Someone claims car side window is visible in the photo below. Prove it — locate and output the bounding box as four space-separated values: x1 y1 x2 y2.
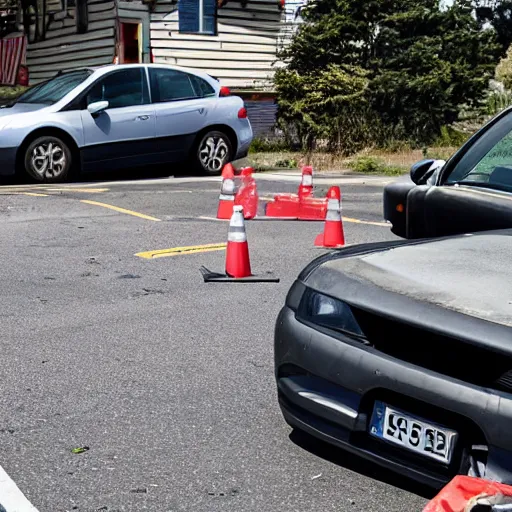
86 68 150 109
447 129 512 190
444 111 512 191
190 75 216 98
149 68 199 102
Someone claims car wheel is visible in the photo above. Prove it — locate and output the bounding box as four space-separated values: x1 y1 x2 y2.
195 130 233 175
24 135 72 183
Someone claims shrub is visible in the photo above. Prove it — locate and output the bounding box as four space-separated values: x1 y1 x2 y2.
249 137 291 153
275 158 298 168
347 156 406 176
434 126 470 147
0 85 28 102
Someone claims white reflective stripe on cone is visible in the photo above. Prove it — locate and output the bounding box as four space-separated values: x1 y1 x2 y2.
327 199 339 210
219 194 235 201
326 210 341 221
221 179 235 194
228 207 247 241
228 230 247 243
302 176 313 186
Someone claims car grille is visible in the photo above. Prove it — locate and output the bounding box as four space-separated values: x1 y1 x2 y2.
350 306 512 393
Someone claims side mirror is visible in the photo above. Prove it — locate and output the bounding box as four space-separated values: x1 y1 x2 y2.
410 158 446 185
87 100 109 116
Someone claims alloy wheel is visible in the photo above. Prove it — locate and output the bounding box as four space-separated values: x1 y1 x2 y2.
199 136 229 173
30 141 67 180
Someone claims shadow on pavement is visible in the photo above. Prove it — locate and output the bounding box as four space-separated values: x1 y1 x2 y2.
0 162 221 187
289 428 435 500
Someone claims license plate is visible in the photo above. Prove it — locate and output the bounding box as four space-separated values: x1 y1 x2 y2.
369 401 458 464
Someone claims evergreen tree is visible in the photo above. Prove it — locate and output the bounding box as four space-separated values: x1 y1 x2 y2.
276 0 502 148
371 0 500 137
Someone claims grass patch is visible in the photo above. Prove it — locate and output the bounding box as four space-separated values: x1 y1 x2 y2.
346 156 407 176
238 142 459 175
249 137 292 153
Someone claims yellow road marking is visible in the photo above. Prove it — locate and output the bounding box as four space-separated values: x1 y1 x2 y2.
135 243 227 259
0 191 49 196
44 187 109 193
343 217 389 227
80 200 161 222
0 186 108 194
0 188 37 192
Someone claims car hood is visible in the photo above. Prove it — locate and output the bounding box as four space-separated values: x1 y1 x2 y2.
304 230 512 328
0 103 48 118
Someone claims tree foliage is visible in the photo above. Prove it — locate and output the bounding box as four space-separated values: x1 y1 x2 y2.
496 44 512 89
275 0 502 152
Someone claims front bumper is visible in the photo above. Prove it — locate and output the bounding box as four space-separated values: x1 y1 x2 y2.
0 147 17 176
275 306 512 488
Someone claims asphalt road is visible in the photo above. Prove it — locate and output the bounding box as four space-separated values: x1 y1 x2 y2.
0 171 431 512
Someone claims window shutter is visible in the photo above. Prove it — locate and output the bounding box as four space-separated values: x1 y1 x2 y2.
178 0 199 33
203 0 217 35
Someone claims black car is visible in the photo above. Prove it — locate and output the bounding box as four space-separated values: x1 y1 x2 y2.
274 230 512 488
384 107 512 239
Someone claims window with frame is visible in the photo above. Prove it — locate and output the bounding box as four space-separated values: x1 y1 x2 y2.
150 68 211 102
189 74 216 98
445 116 512 191
178 0 217 35
86 68 150 109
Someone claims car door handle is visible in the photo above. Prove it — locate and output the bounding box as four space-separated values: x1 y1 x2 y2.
137 115 150 121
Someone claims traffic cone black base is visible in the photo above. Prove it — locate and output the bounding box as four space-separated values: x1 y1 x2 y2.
200 205 280 284
200 266 280 283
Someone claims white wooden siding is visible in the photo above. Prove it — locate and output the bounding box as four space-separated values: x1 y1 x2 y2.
150 0 306 91
26 0 116 84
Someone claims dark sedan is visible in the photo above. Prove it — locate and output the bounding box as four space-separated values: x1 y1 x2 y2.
384 107 512 239
274 230 512 488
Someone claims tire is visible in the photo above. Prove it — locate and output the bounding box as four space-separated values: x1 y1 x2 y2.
194 130 233 176
24 135 73 183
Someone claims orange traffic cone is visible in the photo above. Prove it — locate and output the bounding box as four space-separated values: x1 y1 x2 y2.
199 204 280 283
234 167 259 219
225 205 251 278
314 186 345 248
217 163 236 219
298 166 314 200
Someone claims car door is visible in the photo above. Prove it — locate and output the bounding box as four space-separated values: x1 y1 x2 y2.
80 66 156 171
148 67 214 163
414 112 512 238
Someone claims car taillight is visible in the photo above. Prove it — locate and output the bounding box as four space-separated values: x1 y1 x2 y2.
238 107 248 119
219 86 231 97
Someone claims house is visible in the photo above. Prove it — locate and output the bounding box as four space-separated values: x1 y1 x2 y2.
0 0 306 136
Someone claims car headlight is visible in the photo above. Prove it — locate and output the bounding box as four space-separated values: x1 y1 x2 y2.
298 288 365 338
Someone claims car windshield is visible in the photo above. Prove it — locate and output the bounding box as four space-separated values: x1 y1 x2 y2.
15 69 93 105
